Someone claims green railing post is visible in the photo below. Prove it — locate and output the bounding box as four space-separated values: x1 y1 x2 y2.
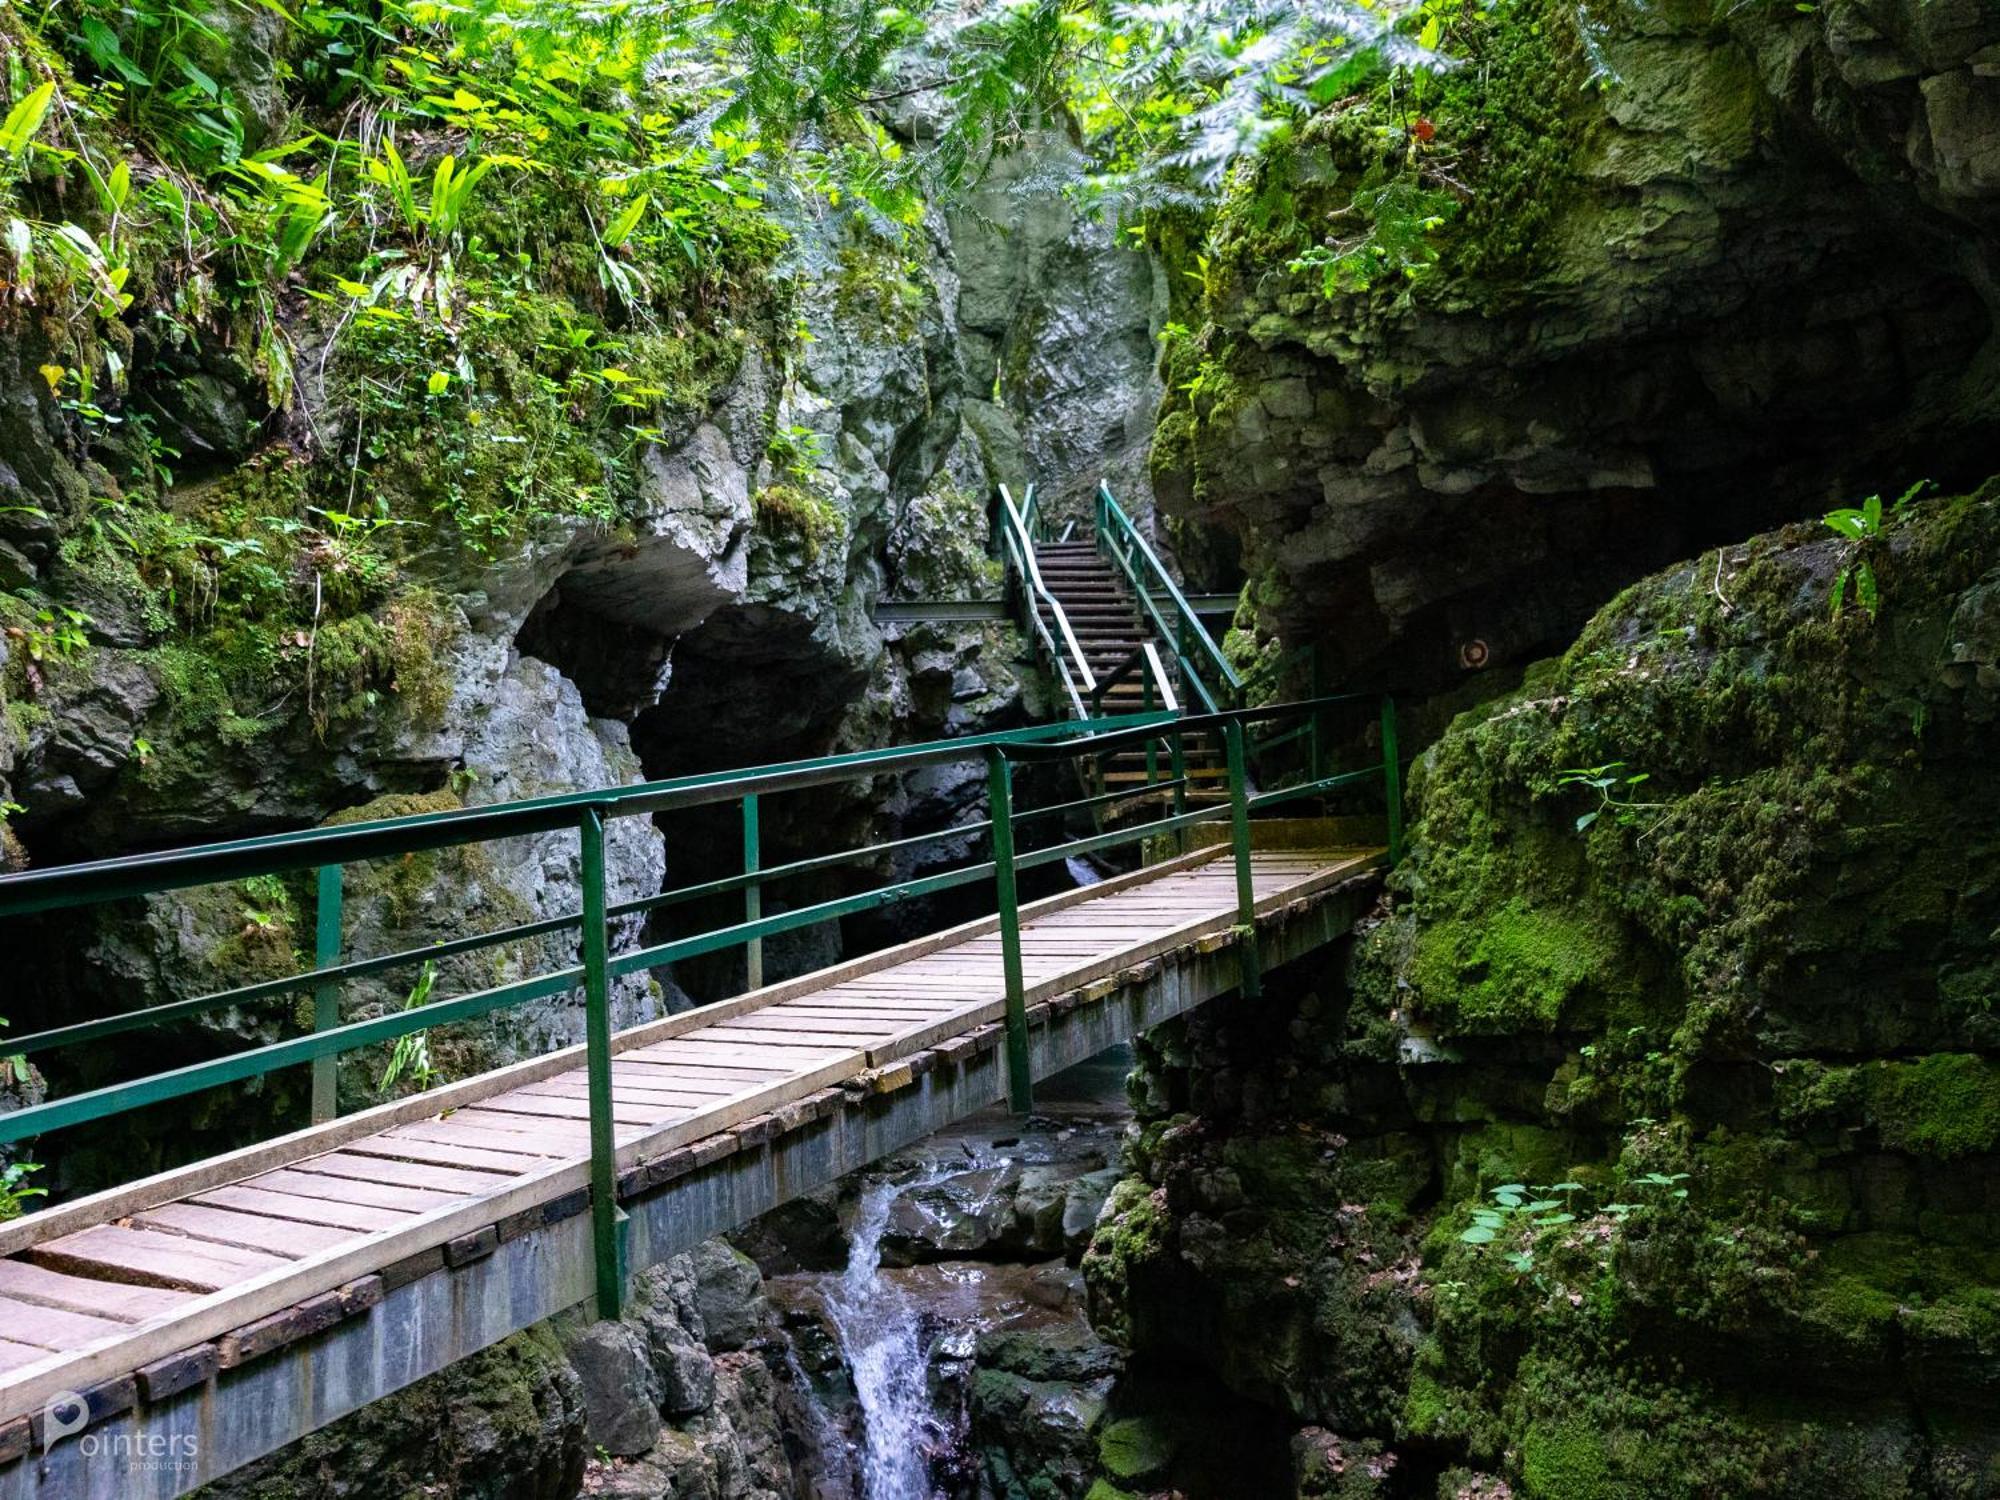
580 806 625 1319
742 793 762 991
1381 695 1404 868
1169 730 1189 856
1224 718 1261 999
987 749 1033 1114
310 865 342 1124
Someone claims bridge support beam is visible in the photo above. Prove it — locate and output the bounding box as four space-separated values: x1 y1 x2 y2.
0 870 1379 1500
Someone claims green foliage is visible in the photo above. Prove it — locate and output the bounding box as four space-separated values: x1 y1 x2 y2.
0 1157 45 1221
378 961 440 1095
1555 761 1663 834
1821 480 1929 621
752 482 842 562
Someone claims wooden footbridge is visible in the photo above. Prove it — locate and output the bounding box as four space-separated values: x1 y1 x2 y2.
0 687 1397 1497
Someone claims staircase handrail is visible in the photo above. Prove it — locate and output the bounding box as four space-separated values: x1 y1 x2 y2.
1093 482 1242 714
1087 641 1179 717
999 482 1097 716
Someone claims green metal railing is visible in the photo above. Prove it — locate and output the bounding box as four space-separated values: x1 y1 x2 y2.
1094 482 1244 715
0 695 1400 1316
998 483 1096 718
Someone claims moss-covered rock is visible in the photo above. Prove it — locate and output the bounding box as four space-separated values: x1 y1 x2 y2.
1083 487 2000 1496
1148 0 2000 711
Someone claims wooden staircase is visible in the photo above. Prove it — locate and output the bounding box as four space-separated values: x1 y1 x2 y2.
1032 542 1228 812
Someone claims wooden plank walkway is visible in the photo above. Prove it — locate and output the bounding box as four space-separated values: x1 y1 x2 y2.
0 843 1376 1428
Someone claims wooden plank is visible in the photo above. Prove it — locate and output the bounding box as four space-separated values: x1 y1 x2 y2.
514 1079 716 1110
130 1203 354 1260
0 1261 193 1323
384 1118 579 1159
340 1133 550 1176
608 1061 743 1094
699 1025 894 1050
619 1046 792 1081
777 1003 962 1021
246 1170 467 1216
414 1120 608 1152
718 1012 909 1036
0 1294 132 1351
192 1185 414 1235
291 1153 508 1196
469 1092 681 1128
638 1040 854 1070
31 1226 291 1294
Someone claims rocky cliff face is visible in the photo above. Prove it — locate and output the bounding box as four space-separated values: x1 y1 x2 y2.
0 0 1167 1170
1153 0 2000 703
1083 483 2000 1496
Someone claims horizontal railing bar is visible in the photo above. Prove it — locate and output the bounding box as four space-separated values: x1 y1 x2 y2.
624 776 1177 915
0 708 1173 918
1016 801 1234 872
3 902 586 1056
7 766 1196 1057
1250 721 1312 754
1001 695 1370 764
1248 767 1384 808
607 860 1001 979
0 966 585 1148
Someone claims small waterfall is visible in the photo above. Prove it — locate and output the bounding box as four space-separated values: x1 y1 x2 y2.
824 1173 950 1500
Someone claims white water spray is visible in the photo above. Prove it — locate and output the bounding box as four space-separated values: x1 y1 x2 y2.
823 1174 949 1500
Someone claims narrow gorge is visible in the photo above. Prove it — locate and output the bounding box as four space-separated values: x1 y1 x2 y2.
0 0 1996 1495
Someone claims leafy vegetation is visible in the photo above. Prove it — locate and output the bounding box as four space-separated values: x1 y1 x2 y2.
0 1015 42 1221
378 961 440 1095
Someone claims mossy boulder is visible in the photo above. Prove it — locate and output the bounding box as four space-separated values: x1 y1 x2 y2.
1085 487 2000 1497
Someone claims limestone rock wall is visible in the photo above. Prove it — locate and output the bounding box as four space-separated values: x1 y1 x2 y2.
1154 0 2000 702
1082 484 2000 1496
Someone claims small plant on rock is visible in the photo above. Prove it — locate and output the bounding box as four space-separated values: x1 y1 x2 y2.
1459 1181 1580 1273
1555 761 1664 834
1822 479 1931 621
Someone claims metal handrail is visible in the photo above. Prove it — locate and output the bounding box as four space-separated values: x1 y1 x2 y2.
1094 482 1242 713
998 482 1097 715
1087 641 1180 717
0 691 1401 1320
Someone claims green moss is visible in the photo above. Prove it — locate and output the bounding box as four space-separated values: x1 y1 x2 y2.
1519 1419 1621 1499
1430 0 1598 295
1868 1054 2000 1159
832 237 927 338
1408 902 1623 1033
752 483 844 563
1096 1416 1176 1484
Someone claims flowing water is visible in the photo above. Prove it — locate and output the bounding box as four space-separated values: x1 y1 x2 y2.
821 1170 959 1500
783 1047 1135 1499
